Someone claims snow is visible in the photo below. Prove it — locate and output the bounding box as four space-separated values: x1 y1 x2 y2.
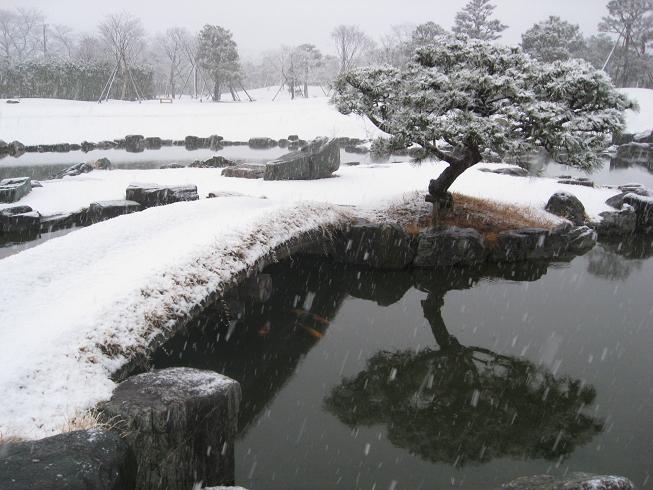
0 87 381 146
619 88 653 134
0 89 642 440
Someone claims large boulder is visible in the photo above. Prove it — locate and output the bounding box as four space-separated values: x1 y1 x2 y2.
8 141 25 157
612 142 653 166
0 177 31 203
634 128 653 144
334 222 415 270
414 227 487 268
0 205 40 233
264 137 340 181
209 135 224 151
125 135 145 153
87 200 142 224
0 140 9 154
595 205 637 236
490 228 550 262
623 193 653 232
100 368 241 490
500 473 634 490
545 192 586 225
51 162 94 179
126 183 199 208
144 137 162 150
0 429 136 490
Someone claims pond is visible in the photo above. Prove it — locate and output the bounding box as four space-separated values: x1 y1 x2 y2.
539 155 653 189
0 147 378 181
152 240 653 490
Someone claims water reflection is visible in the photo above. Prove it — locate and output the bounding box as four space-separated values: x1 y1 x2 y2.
588 237 653 281
152 257 604 470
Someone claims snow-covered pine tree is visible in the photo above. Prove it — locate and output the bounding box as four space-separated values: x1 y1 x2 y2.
521 16 586 63
332 36 634 219
452 0 507 41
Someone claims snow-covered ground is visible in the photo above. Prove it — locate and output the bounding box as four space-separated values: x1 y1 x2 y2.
0 87 648 440
0 86 381 145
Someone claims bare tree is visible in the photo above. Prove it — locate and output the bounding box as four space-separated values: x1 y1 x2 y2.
331 25 373 74
0 8 44 62
48 24 77 59
156 27 191 98
99 12 145 99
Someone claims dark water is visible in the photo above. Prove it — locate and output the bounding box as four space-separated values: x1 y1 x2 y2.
152 239 653 490
539 155 653 189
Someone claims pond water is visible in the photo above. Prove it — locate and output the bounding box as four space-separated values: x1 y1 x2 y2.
539 156 653 189
0 147 377 180
152 239 653 490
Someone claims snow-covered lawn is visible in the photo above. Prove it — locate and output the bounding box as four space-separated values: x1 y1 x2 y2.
0 87 381 146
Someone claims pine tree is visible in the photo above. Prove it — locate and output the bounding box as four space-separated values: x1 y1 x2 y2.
521 16 586 63
452 0 507 41
332 36 633 220
196 25 240 101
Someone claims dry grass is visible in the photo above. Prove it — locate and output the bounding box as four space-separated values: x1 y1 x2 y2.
0 433 24 445
387 192 555 240
59 409 126 436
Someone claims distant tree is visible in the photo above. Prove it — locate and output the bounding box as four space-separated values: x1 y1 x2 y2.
196 24 240 101
99 13 146 100
371 24 416 68
521 16 586 63
156 27 191 98
411 21 448 47
0 8 44 62
331 24 373 73
599 0 653 87
48 24 77 59
75 35 105 63
452 0 507 41
333 36 633 221
293 44 322 97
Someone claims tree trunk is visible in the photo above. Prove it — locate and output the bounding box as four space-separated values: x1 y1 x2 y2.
213 75 221 102
421 294 462 353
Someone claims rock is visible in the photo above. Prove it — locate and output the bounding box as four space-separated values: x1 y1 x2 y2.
207 191 246 199
125 135 145 153
0 429 136 490
0 206 40 233
604 185 650 210
479 166 529 177
248 137 277 149
0 177 31 203
100 368 240 490
52 143 70 152
563 225 597 254
161 139 173 147
184 135 204 150
160 163 185 169
344 161 360 166
334 137 365 147
414 227 487 268
31 180 43 188
221 165 265 179
491 228 550 262
613 142 653 166
288 134 299 142
144 137 162 150
595 205 637 236
335 222 415 270
8 141 25 157
612 131 635 145
51 162 94 179
40 212 79 232
623 193 653 232
634 128 653 144
70 144 81 151
190 156 235 168
264 137 340 180
81 141 96 152
500 472 635 490
557 176 595 187
6 99 19 104
209 135 224 151
94 157 112 169
0 140 8 154
87 200 142 224
125 183 199 208
545 192 586 225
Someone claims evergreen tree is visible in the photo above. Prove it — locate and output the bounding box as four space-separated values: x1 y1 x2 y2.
196 25 240 101
521 16 586 63
332 36 633 220
452 0 507 41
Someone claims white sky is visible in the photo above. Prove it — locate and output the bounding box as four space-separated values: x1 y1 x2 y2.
5 0 608 57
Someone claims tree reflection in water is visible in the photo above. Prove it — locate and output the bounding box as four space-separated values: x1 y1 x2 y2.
326 266 604 467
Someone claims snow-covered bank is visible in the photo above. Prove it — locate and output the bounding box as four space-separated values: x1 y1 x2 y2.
0 89 381 146
0 162 619 220
0 197 349 439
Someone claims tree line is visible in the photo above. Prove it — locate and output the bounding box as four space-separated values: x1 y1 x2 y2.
0 0 651 101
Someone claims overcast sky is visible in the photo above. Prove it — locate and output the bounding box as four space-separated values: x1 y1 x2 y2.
7 0 608 57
